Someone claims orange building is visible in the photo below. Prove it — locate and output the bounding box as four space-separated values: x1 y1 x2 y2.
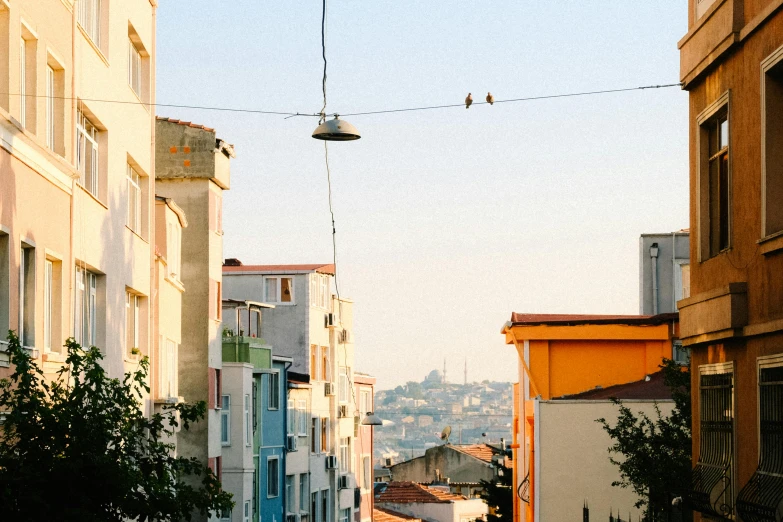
502 313 680 522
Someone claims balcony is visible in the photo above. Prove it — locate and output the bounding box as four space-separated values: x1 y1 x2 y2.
678 282 747 346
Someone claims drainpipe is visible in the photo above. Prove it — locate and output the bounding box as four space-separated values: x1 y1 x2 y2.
650 243 659 315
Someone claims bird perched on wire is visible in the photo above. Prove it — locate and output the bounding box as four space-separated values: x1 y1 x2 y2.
486 92 494 105
465 93 473 109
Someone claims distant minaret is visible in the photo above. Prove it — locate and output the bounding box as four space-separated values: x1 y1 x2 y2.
443 358 447 383
464 358 467 385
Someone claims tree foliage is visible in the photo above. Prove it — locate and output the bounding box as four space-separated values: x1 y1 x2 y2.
596 359 691 519
479 463 513 522
0 332 233 521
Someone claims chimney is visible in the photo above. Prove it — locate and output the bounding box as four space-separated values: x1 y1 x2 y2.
224 258 242 266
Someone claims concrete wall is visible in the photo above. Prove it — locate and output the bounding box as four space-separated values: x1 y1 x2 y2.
390 446 494 486
537 400 673 522
639 232 690 315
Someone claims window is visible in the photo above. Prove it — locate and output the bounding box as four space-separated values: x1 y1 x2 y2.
267 457 280 497
321 490 329 522
310 344 319 381
46 66 54 149
311 492 319 522
311 417 319 453
265 276 293 304
321 346 329 382
76 108 99 197
125 292 140 358
321 417 328 454
339 437 350 472
310 274 330 309
74 267 97 348
0 233 10 336
128 38 142 97
362 455 371 489
77 0 101 46
359 390 371 418
244 394 251 446
698 95 730 259
219 508 231 522
338 367 350 403
159 338 177 399
19 245 34 347
43 259 61 353
339 508 350 522
166 222 181 279
672 341 690 365
19 30 36 131
298 400 308 436
243 501 250 522
736 356 783 520
214 369 222 410
286 475 295 513
762 46 783 237
690 363 734 519
44 58 64 154
126 165 142 234
287 399 295 436
300 474 309 512
268 371 280 410
220 395 230 446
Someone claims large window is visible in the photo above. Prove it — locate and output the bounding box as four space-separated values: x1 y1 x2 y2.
43 259 61 353
338 367 350 403
268 371 280 410
339 508 350 522
299 474 309 513
690 363 734 519
125 292 140 358
77 0 101 47
286 475 295 513
267 457 280 497
76 108 99 197
762 46 783 238
311 492 318 522
128 38 142 97
298 400 308 436
321 490 328 522
311 417 319 453
339 437 350 472
265 276 293 304
360 389 371 418
698 94 730 259
126 165 142 234
19 30 36 131
309 273 330 309
74 267 97 348
220 395 230 446
287 399 296 436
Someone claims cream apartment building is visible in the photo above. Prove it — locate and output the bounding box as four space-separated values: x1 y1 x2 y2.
0 0 158 388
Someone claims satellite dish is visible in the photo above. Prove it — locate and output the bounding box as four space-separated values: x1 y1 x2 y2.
440 426 452 444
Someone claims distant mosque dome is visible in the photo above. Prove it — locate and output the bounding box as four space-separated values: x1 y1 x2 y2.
426 369 443 383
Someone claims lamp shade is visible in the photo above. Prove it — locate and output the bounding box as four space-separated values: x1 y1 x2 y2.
312 116 361 141
361 412 383 426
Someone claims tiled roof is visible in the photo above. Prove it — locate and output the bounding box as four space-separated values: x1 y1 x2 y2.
554 371 673 400
508 312 678 327
450 444 495 463
376 482 466 504
222 263 336 275
373 508 422 522
156 116 214 132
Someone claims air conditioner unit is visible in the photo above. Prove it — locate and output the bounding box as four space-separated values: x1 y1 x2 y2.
324 382 336 396
325 313 336 328
338 474 350 490
287 434 298 452
338 405 348 418
325 455 338 470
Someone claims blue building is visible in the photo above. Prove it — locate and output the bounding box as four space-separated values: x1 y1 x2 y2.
258 355 292 521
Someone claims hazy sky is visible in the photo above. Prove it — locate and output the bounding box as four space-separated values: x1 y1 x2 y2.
156 2 689 390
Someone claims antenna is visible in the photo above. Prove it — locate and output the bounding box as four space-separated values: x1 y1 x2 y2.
440 426 451 444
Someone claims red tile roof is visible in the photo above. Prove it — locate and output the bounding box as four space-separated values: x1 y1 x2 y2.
450 444 495 463
156 116 214 132
554 371 673 400
223 263 336 275
373 508 422 522
508 312 678 327
376 482 466 504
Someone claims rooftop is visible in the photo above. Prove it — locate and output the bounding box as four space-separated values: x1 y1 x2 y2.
156 116 214 132
223 260 336 275
373 508 422 522
553 370 673 400
507 312 679 327
450 443 495 463
375 481 466 504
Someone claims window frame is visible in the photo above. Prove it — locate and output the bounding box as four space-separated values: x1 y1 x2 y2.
697 91 731 261
268 371 280 410
128 37 142 97
220 394 231 446
264 276 294 305
77 0 101 47
46 66 55 150
125 291 140 359
286 474 296 513
74 266 97 348
761 44 783 239
298 400 308 437
339 437 350 472
311 417 319 453
267 456 280 498
126 164 142 234
76 107 100 197
299 474 309 512
19 244 35 347
338 366 349 404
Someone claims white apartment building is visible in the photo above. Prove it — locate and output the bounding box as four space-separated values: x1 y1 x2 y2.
0 0 157 386
222 262 360 522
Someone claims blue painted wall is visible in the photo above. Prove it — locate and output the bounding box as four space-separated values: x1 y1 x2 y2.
258 360 287 521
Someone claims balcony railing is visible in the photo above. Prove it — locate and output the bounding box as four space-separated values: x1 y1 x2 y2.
736 366 783 522
689 371 734 520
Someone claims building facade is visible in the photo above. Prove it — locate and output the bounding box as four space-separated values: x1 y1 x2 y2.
354 373 376 522
677 0 783 520
639 230 691 316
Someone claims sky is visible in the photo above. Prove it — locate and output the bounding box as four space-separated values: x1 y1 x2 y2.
156 1 689 390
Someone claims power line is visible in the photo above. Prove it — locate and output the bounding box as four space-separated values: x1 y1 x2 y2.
0 82 682 120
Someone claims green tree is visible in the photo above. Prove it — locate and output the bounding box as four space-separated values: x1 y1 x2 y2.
596 359 692 520
405 381 424 400
479 463 513 522
0 332 233 521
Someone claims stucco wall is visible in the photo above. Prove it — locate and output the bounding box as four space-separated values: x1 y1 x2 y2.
376 499 488 522
537 400 674 522
390 445 494 486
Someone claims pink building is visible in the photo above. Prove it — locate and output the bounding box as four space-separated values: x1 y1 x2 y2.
353 372 376 522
